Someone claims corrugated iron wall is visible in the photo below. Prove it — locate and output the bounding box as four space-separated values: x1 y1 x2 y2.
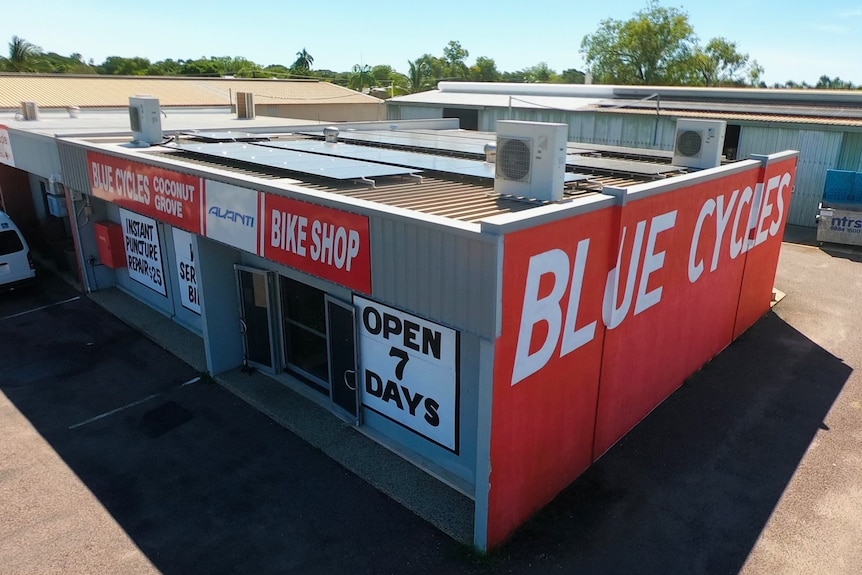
478 108 677 150
837 132 862 172
57 141 92 194
370 216 498 339
389 106 444 121
738 126 843 227
569 112 675 148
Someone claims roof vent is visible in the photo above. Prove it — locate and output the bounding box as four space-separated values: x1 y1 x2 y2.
236 92 255 119
128 96 163 146
484 142 497 163
324 126 339 143
20 101 39 121
494 121 567 202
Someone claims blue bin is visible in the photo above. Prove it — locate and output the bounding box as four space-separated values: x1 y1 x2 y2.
823 169 862 204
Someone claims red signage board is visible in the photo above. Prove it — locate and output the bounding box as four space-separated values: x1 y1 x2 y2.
87 151 203 234
594 166 766 458
734 155 798 338
487 155 798 548
488 204 618 547
262 194 372 294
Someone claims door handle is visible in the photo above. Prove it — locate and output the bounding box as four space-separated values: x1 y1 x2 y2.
239 318 247 334
344 369 356 391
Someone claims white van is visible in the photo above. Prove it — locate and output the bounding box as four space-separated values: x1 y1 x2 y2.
0 211 36 290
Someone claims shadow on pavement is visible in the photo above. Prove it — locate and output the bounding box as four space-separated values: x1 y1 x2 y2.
819 244 862 263
0 275 464 575
784 223 862 263
490 311 852 574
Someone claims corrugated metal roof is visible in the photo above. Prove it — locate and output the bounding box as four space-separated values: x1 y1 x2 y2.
596 99 862 119
0 74 380 109
146 147 645 223
392 83 862 128
390 90 604 111
590 105 862 128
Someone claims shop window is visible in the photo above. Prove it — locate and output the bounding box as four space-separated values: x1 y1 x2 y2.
281 277 329 388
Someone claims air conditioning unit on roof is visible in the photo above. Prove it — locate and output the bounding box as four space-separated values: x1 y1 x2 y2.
494 121 567 202
128 96 162 146
672 118 727 169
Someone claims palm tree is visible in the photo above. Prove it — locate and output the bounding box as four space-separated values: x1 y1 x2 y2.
2 36 43 72
406 59 429 94
349 64 373 92
292 48 314 73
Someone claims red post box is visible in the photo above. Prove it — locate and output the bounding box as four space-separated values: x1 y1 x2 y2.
94 220 127 269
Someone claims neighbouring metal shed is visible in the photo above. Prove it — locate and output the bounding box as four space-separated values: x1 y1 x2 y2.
389 82 862 227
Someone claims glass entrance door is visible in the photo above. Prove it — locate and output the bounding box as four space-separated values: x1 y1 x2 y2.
326 296 360 423
235 266 276 372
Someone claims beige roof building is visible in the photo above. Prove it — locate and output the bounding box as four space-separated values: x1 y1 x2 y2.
0 74 385 122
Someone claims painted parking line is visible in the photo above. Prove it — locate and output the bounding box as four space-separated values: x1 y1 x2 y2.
68 376 202 430
69 393 161 430
0 296 81 322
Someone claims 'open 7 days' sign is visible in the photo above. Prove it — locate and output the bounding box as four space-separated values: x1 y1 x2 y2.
354 296 460 453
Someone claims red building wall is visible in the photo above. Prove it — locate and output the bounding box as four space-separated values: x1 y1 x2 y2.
486 153 798 548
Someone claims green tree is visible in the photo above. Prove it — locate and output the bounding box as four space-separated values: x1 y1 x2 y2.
178 57 224 76
370 64 395 84
442 40 469 79
469 56 500 82
691 38 757 86
264 64 292 78
405 59 430 93
292 48 314 73
98 56 152 75
560 68 586 83
2 36 43 72
415 53 446 85
522 62 556 83
581 2 763 87
580 0 696 84
36 52 95 73
149 58 183 76
349 64 373 91
501 69 529 83
816 75 855 90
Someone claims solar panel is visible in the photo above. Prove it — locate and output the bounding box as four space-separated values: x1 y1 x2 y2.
257 140 591 183
566 155 684 176
566 144 598 155
171 142 419 181
570 142 674 160
182 131 269 142
402 129 496 145
309 130 490 155
257 140 495 178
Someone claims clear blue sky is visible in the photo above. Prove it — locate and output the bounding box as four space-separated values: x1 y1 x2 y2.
2 0 860 86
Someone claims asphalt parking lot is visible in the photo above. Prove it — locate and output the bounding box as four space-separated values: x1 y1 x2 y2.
1 229 861 574
0 273 462 575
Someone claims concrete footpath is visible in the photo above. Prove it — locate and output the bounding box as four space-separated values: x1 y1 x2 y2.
86 286 475 547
